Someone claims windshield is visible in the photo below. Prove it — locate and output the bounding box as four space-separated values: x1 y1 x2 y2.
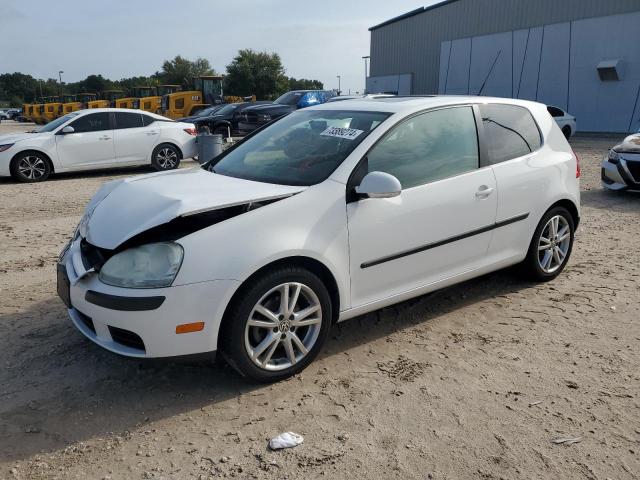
196 105 224 117
36 112 80 132
213 104 237 116
275 91 305 106
209 109 390 186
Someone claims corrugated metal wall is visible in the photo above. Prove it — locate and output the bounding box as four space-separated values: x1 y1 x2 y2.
370 0 640 95
433 12 640 132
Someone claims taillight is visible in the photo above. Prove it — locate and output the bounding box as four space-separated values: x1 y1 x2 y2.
572 148 580 178
183 127 196 136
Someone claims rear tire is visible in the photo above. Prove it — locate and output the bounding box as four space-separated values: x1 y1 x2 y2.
562 126 572 139
151 144 181 171
10 151 51 182
220 266 332 383
520 206 575 282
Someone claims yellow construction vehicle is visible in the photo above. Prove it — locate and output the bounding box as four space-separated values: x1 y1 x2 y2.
161 76 223 119
61 93 97 114
32 101 46 124
88 90 125 109
43 96 63 122
139 85 180 114
22 103 32 122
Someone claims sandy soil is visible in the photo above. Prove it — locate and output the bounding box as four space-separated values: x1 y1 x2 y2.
0 120 638 479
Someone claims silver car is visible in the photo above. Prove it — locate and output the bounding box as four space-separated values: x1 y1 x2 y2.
601 133 640 191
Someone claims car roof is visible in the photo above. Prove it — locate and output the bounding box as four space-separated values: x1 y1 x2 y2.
307 95 545 114
72 108 170 120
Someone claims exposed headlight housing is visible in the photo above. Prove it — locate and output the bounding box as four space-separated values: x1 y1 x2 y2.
99 242 184 289
0 143 14 152
608 149 620 163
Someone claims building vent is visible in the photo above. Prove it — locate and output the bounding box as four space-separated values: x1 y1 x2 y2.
597 59 621 81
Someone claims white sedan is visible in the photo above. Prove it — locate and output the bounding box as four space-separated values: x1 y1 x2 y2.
547 105 577 139
58 96 580 382
0 108 197 182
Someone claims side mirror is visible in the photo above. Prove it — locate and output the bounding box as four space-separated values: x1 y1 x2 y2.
60 126 75 134
355 171 402 199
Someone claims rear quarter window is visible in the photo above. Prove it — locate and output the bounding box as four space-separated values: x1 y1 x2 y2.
479 104 542 164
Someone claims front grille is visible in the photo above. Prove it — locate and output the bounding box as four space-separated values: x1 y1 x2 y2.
108 326 146 352
76 309 96 334
625 160 640 183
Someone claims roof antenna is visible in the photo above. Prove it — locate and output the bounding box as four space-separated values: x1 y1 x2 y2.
478 49 502 96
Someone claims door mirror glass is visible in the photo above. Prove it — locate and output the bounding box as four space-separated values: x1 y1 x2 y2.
355 171 401 199
61 125 75 134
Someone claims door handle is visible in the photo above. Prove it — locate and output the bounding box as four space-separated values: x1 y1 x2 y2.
145 131 159 136
99 135 111 140
475 186 495 198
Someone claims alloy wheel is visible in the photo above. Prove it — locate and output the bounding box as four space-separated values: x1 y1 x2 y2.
156 148 178 168
537 215 571 273
244 282 322 371
18 155 46 180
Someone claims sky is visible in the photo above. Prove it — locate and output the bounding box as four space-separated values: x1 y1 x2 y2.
0 0 438 95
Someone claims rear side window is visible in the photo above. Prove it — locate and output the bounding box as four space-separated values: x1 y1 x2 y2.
70 112 111 133
365 106 479 189
547 106 564 118
142 115 156 126
115 112 143 129
480 104 541 164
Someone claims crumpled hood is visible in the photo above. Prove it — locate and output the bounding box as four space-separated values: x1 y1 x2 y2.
613 133 640 154
83 168 306 249
0 131 49 144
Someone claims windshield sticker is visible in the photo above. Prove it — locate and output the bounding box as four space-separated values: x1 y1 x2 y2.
320 126 364 140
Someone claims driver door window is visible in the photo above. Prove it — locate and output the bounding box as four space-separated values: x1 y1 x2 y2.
365 106 479 188
69 112 111 133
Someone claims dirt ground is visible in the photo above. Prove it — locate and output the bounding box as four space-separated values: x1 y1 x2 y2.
0 119 638 479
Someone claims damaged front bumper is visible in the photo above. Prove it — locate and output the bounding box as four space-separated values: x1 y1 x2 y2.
601 155 640 192
58 237 239 358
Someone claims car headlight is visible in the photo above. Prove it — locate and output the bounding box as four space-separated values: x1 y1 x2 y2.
608 149 620 163
0 143 14 152
99 242 184 289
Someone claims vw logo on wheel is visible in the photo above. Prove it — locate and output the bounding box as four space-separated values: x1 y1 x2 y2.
278 320 291 333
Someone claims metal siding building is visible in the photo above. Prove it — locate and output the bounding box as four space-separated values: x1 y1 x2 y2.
368 0 640 132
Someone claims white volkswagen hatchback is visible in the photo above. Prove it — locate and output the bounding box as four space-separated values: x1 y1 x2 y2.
0 108 197 182
58 97 580 382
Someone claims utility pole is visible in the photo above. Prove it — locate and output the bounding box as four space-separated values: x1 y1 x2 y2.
58 70 64 97
362 56 370 93
337 75 341 95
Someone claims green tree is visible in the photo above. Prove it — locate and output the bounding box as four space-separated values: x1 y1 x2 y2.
288 77 324 91
224 49 289 100
156 55 216 86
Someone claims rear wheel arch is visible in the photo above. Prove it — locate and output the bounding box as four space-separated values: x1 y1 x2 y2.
548 199 579 230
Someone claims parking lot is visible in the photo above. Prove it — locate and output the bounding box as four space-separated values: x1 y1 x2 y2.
0 119 638 479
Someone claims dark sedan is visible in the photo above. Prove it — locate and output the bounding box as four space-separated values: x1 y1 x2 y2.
193 101 271 136
176 104 227 124
237 90 335 135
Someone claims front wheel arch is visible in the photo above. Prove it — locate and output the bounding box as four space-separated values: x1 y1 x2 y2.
11 149 55 173
218 256 341 351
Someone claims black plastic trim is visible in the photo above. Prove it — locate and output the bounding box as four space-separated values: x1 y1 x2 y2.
85 290 165 311
360 213 529 269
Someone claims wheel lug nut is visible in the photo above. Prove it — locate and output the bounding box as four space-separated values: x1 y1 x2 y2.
272 327 278 333
289 315 294 321
290 326 296 332
281 334 286 339
278 315 284 320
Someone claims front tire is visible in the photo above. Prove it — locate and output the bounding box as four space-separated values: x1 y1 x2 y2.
10 152 51 182
220 266 332 382
521 206 575 281
151 144 181 171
